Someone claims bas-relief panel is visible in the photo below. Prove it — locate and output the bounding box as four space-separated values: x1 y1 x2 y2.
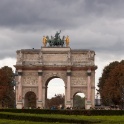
71 71 87 86
43 54 67 62
22 72 38 86
17 53 39 62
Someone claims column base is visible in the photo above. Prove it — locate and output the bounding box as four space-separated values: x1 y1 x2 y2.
37 101 43 109
16 101 23 109
85 101 92 109
65 101 72 109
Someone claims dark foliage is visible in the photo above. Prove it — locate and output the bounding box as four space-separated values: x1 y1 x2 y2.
98 60 124 106
0 66 15 108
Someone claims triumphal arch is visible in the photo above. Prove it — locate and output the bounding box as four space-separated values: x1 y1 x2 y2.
14 31 97 109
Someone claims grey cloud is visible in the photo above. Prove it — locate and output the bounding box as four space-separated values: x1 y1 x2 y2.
0 0 83 30
1 0 124 31
84 0 124 18
0 0 124 63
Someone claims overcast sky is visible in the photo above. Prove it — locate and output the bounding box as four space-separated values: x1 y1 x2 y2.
0 0 124 97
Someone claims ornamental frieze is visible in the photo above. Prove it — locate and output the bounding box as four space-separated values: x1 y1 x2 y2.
23 54 39 61
43 54 67 62
72 54 88 62
23 72 38 76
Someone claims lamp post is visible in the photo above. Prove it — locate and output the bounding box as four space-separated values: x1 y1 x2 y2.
96 91 100 106
96 92 98 106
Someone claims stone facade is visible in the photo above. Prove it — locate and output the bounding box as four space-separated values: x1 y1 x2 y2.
14 47 97 109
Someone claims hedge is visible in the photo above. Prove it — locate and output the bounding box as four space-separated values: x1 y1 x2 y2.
0 109 124 116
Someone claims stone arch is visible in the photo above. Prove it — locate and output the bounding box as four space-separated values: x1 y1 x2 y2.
23 87 38 99
73 91 86 109
45 76 66 86
71 87 87 99
73 91 86 97
24 91 36 109
43 71 66 87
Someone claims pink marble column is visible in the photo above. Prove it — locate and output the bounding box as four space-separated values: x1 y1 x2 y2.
37 70 43 108
66 70 71 107
18 71 22 101
87 69 91 101
67 75 71 101
38 70 42 101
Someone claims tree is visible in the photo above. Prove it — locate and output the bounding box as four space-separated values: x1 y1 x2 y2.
73 95 85 109
0 66 14 108
98 60 124 106
98 61 119 93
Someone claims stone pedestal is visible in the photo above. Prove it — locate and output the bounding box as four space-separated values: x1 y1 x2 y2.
16 101 23 109
37 101 43 109
65 101 72 108
85 101 92 109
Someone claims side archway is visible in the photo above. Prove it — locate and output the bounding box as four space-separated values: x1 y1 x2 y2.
73 92 85 109
24 91 36 109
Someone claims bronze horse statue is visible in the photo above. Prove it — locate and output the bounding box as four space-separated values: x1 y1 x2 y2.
46 31 65 47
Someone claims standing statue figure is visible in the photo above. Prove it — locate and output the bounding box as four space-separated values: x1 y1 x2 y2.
65 35 70 47
42 36 47 47
55 30 61 40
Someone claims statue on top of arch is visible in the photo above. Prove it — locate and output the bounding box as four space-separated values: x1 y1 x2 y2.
42 30 70 47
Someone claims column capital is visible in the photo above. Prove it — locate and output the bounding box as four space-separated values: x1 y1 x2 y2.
87 69 91 76
18 72 23 76
67 70 71 76
17 70 23 76
38 70 43 76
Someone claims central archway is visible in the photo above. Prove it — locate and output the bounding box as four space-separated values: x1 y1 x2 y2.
45 77 65 109
24 91 36 109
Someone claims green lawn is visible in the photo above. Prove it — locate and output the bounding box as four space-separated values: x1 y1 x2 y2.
0 119 70 124
0 112 124 123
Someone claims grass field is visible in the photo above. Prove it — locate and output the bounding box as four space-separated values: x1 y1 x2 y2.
0 119 71 124
0 112 124 123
